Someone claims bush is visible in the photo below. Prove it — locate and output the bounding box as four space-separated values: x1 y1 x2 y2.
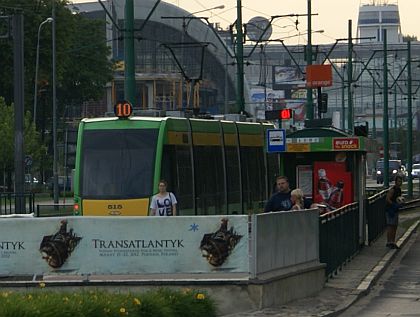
0 288 216 317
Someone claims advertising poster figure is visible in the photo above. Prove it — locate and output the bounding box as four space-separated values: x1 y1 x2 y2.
313 162 352 210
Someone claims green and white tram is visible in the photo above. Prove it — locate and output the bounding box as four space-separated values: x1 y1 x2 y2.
73 111 280 216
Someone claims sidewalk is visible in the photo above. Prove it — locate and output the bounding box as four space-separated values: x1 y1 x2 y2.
223 211 420 317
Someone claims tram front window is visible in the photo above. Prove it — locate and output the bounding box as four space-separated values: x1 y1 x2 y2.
81 129 158 199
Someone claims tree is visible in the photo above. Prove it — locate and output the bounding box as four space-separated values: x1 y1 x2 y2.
403 34 418 42
0 97 46 190
0 0 113 185
0 0 113 117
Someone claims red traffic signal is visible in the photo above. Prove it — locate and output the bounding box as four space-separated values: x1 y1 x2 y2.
279 109 293 120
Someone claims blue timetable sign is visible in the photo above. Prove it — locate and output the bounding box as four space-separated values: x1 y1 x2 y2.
267 129 286 153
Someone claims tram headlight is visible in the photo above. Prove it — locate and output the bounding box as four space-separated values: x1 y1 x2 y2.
392 169 397 174
376 170 381 175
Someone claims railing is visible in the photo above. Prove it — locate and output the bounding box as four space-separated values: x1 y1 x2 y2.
365 189 388 244
36 204 74 217
319 202 360 277
0 192 35 215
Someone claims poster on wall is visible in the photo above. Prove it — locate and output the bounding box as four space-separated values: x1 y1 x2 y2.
313 162 353 210
296 165 313 197
0 216 249 276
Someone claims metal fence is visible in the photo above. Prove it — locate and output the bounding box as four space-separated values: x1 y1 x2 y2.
0 192 35 215
35 204 74 217
319 202 360 277
365 189 388 244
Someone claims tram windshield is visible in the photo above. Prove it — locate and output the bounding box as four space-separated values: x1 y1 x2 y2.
81 129 159 199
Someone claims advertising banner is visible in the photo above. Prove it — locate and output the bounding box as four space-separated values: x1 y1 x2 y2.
272 66 305 90
286 136 368 153
0 216 249 276
313 162 353 210
306 64 333 88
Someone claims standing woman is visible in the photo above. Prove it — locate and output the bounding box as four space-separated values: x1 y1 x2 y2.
385 175 403 249
150 180 177 216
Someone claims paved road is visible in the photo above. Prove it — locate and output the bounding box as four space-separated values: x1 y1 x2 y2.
340 229 420 317
222 211 420 317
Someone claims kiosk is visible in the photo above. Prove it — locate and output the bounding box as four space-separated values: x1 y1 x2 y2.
282 126 375 243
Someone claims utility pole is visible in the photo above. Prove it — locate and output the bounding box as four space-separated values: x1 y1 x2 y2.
236 0 245 114
306 0 314 120
125 0 136 105
383 29 389 187
12 13 25 212
52 2 59 204
393 85 397 143
347 20 353 133
341 67 345 129
372 77 376 139
407 40 413 197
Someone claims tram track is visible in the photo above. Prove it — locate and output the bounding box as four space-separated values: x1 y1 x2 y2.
400 198 420 211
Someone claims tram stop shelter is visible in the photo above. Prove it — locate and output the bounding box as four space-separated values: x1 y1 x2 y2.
281 126 375 241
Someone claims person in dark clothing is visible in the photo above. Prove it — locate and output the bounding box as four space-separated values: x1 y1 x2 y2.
264 176 292 212
385 175 403 249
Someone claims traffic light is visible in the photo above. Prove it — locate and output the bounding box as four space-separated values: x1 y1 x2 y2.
354 123 369 137
318 92 328 113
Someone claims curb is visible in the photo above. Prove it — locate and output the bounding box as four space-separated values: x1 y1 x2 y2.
325 220 420 317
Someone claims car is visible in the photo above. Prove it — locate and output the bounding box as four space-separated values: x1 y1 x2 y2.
412 163 420 178
25 174 39 184
376 159 406 184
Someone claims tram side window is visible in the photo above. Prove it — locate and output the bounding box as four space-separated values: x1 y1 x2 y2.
241 146 265 212
194 145 225 215
225 146 241 214
161 145 194 215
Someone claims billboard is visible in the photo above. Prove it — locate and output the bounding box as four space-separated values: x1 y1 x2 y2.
0 216 249 275
272 66 305 90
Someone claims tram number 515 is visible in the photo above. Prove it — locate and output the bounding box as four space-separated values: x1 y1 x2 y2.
114 100 133 118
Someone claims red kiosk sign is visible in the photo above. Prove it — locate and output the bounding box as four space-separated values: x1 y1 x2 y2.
333 138 360 150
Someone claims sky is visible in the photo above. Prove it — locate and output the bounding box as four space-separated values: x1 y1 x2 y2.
71 0 420 44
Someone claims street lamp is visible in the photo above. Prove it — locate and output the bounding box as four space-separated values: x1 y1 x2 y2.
33 17 53 125
189 5 225 16
182 5 225 31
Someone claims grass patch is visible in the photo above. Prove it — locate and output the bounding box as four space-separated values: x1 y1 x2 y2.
0 288 216 317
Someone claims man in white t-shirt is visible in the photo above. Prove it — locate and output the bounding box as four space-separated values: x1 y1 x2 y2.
150 180 177 216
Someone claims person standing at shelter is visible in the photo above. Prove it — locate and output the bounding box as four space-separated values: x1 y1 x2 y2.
385 175 403 249
150 180 177 216
290 188 305 211
264 176 292 212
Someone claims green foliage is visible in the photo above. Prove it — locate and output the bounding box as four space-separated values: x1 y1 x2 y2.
403 34 418 42
0 0 113 110
0 97 14 170
0 0 112 183
0 289 217 317
0 97 46 175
